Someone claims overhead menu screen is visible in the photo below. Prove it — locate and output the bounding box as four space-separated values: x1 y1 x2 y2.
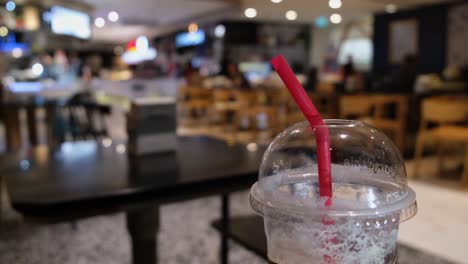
45 6 91 39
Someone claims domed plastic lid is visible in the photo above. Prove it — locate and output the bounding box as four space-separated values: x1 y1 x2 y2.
250 120 417 222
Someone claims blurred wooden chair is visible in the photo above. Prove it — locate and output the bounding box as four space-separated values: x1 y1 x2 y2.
182 99 212 126
210 89 237 133
233 105 277 144
313 82 338 118
267 88 290 132
316 82 335 94
310 92 338 119
371 95 408 153
339 95 373 119
177 86 212 127
177 86 211 101
177 86 191 101
340 94 408 153
413 96 468 184
233 90 257 108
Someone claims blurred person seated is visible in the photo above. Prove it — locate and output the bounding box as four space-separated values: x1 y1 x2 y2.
40 53 57 80
183 62 204 87
221 60 251 90
340 55 364 93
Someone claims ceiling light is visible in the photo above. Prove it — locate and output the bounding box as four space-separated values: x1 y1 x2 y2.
386 4 397 14
0 26 8 37
188 23 198 33
5 1 15 12
329 0 342 9
12 47 23 58
102 138 112 147
116 144 126 154
271 0 282 3
285 10 298 21
214 24 226 38
315 16 329 28
108 11 119 22
32 63 44 76
330 13 342 24
244 8 257 18
95 17 105 28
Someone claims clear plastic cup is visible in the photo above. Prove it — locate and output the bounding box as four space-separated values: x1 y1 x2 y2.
250 120 417 264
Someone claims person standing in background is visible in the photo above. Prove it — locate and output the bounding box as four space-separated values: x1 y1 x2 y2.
183 62 203 86
341 55 363 93
68 52 82 81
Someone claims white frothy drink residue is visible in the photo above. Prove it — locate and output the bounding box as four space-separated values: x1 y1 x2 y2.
258 167 400 264
266 216 398 264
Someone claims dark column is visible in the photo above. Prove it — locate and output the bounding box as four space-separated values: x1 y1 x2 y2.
126 205 160 264
26 105 38 146
4 105 21 152
45 104 58 148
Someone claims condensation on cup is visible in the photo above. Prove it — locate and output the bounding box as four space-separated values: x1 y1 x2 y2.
250 120 417 264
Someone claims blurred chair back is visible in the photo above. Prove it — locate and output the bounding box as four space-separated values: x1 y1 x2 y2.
177 86 212 127
340 94 408 152
371 95 408 153
178 86 211 101
420 97 467 126
233 105 277 144
234 90 257 108
213 89 234 102
310 92 338 119
316 82 335 94
414 96 468 181
339 95 372 119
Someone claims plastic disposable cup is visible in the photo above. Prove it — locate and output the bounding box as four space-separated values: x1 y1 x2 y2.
250 120 417 264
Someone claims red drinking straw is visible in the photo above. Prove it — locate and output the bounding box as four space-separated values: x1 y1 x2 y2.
271 55 332 199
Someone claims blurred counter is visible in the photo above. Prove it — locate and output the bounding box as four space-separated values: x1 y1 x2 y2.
3 78 185 107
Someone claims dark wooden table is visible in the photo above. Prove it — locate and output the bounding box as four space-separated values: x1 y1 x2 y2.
1 136 265 264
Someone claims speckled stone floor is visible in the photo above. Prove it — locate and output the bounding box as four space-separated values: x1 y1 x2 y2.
0 191 456 264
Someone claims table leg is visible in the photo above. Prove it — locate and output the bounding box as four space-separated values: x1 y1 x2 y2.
26 105 38 146
126 205 160 264
220 194 230 264
45 105 56 147
4 106 21 152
